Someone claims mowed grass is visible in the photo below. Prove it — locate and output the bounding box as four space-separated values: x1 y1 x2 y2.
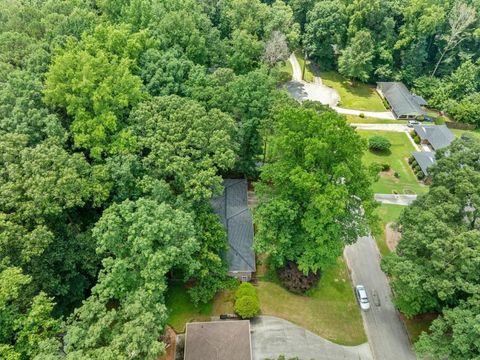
346 115 407 124
372 204 405 257
257 258 367 346
357 130 428 195
319 71 386 111
278 59 293 79
295 51 315 82
165 283 213 332
451 128 480 140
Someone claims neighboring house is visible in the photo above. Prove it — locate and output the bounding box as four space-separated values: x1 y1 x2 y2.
412 151 436 177
377 82 426 119
184 321 252 360
211 179 255 281
412 124 455 150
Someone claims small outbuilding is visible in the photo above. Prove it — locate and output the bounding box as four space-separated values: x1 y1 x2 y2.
184 321 252 360
412 124 455 150
211 179 255 281
377 82 426 119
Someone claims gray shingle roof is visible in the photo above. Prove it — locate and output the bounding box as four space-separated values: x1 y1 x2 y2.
377 82 425 118
412 151 436 176
413 124 455 150
211 179 255 273
184 321 252 360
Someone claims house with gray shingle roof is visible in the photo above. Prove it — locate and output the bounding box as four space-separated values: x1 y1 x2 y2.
412 151 436 176
211 179 255 281
412 124 455 150
377 82 426 119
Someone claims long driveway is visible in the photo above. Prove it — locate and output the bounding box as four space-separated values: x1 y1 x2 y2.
374 194 417 206
344 237 416 360
286 54 395 120
251 315 373 360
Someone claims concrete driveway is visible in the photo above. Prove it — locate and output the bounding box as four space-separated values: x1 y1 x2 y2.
251 316 372 360
374 194 418 206
344 237 416 360
286 54 395 120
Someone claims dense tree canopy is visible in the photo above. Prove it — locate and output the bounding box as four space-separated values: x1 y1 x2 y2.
255 104 375 274
383 136 480 358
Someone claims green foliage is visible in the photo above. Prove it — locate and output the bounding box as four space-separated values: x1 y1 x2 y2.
255 104 375 274
44 24 147 159
382 136 480 355
235 282 257 300
129 95 237 203
234 284 260 319
338 30 374 82
368 135 391 152
435 116 446 125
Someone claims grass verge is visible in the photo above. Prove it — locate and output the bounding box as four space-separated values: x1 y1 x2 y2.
295 51 315 82
346 115 407 124
372 204 405 256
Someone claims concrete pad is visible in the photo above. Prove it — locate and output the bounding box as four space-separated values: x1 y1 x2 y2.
251 316 373 360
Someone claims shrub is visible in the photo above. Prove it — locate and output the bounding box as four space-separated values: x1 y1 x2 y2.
234 295 260 319
394 172 400 178
368 135 391 152
359 113 365 118
417 171 425 180
277 261 320 294
408 156 414 164
235 282 256 300
381 163 391 171
413 135 421 144
414 165 421 172
411 159 418 167
435 116 446 125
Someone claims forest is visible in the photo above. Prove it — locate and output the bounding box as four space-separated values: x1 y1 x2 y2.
0 0 479 359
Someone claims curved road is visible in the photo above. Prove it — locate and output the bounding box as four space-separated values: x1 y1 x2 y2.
251 315 372 360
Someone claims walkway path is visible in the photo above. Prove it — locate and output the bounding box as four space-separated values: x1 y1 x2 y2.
374 194 417 206
344 238 416 360
251 315 373 360
286 54 395 120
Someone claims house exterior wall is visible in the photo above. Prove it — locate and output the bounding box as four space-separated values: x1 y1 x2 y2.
228 271 252 282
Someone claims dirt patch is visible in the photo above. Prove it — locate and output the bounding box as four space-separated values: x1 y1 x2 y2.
379 169 399 183
158 326 176 360
386 222 401 251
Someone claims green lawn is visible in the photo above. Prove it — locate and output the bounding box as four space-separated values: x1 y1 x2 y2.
372 204 405 257
165 283 213 333
346 115 407 124
257 258 367 346
295 51 315 82
357 130 428 195
319 71 386 111
278 59 293 80
451 128 480 140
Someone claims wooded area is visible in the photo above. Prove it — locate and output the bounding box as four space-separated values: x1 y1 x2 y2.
1 0 479 359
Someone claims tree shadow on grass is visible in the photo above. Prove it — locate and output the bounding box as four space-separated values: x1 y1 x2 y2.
369 149 392 157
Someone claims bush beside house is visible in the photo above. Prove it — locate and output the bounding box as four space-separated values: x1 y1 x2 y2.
234 283 260 319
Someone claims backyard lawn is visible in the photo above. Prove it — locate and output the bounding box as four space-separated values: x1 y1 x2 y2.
357 130 428 195
257 257 366 346
451 128 480 140
319 71 386 112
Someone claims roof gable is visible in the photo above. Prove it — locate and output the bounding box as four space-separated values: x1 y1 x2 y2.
413 124 455 150
412 151 436 175
377 82 425 117
211 179 255 272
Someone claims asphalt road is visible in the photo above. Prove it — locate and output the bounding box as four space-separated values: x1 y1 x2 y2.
344 236 416 360
251 316 372 360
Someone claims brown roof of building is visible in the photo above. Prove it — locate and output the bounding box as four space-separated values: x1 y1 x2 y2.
184 321 252 360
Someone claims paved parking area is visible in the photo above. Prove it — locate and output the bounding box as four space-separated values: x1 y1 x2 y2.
251 316 373 360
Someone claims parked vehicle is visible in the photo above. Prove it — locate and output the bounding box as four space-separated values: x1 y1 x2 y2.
407 120 420 127
355 285 370 311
